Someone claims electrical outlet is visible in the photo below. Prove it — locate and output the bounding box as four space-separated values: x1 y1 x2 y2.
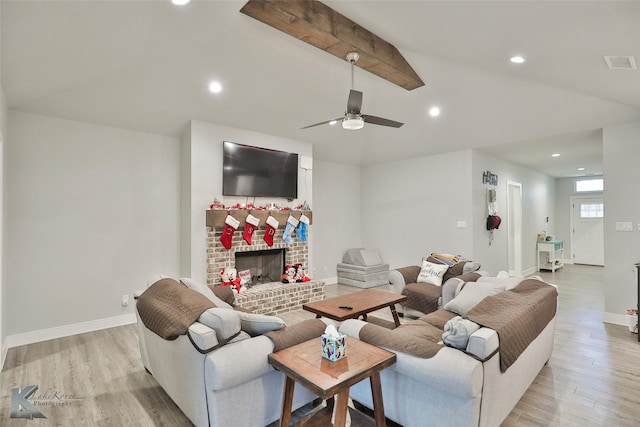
122 294 129 307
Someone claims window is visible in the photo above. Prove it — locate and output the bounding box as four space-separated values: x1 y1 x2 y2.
576 178 603 192
580 203 604 218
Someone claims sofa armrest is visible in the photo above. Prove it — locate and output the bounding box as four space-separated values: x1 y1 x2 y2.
389 265 421 294
466 327 499 360
188 322 220 352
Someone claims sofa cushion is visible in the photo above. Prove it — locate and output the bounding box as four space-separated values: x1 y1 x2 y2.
417 259 449 286
443 281 506 315
181 278 233 309
402 282 442 314
237 312 286 337
198 308 241 341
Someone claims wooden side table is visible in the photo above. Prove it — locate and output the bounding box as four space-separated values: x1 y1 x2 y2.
268 337 396 427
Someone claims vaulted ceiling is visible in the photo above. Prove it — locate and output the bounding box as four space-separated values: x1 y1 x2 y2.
3 1 640 176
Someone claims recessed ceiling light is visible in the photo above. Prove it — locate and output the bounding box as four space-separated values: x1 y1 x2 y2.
429 107 441 117
329 120 337 126
208 81 222 93
171 0 191 5
551 153 560 157
577 167 585 171
510 56 525 64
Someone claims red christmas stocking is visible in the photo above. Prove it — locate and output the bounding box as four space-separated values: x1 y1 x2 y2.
263 215 280 247
219 214 240 250
242 213 260 245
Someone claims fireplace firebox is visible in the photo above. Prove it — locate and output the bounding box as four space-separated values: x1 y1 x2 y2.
235 249 285 286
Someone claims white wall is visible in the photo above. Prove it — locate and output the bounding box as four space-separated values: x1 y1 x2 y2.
5 112 180 337
312 160 362 281
602 121 640 323
183 120 313 281
472 151 555 275
360 150 474 270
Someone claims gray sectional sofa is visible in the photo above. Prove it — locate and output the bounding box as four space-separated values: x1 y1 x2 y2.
340 276 558 427
135 277 332 427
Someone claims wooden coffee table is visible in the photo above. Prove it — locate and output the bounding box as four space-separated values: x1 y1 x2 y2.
303 289 407 327
268 336 396 427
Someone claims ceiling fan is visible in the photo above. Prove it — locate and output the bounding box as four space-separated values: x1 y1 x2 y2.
302 52 404 131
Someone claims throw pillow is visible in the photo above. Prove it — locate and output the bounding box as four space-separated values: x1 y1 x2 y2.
237 312 286 337
443 281 506 315
462 262 481 274
180 278 233 309
417 259 449 286
198 307 241 341
444 261 466 281
477 276 524 291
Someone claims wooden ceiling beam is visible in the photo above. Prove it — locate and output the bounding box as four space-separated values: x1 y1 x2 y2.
240 0 425 90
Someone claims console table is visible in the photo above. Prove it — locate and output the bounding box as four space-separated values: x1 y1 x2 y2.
537 240 564 272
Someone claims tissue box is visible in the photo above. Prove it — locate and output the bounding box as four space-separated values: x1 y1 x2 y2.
321 333 347 361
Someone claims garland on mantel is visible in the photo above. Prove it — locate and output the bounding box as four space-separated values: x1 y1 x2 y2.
209 198 310 211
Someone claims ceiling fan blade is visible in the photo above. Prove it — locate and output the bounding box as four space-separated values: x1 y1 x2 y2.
301 118 343 129
362 115 404 128
346 90 363 114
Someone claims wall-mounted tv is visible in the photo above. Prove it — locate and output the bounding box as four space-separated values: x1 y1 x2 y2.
222 141 298 199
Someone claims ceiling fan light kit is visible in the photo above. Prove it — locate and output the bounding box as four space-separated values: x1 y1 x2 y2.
342 115 364 130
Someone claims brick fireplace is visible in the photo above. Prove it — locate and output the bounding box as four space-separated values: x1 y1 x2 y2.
206 209 324 314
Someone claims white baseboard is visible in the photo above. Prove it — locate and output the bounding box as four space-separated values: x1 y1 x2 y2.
522 266 538 277
4 313 137 352
323 276 338 285
603 312 629 327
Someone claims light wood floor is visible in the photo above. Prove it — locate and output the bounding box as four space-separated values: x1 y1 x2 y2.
1 264 638 426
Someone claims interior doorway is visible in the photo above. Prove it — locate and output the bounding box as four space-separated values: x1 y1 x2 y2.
507 181 523 276
571 196 604 266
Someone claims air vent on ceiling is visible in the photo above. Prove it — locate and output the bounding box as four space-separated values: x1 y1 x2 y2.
603 56 637 70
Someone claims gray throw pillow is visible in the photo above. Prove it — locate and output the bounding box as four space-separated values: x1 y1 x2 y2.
237 312 286 337
443 281 506 315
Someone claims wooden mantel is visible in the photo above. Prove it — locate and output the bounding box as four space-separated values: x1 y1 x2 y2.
206 209 313 229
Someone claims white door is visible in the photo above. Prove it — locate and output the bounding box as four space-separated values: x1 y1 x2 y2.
507 182 523 276
571 196 604 266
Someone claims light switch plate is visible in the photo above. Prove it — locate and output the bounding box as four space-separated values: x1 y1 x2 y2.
615 221 633 231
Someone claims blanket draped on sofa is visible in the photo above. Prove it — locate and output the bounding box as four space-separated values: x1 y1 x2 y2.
358 309 458 358
465 279 558 372
137 278 214 340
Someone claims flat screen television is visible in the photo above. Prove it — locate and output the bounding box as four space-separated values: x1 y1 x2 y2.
222 141 298 199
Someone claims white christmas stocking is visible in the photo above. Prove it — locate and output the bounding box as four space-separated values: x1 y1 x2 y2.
282 215 299 244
